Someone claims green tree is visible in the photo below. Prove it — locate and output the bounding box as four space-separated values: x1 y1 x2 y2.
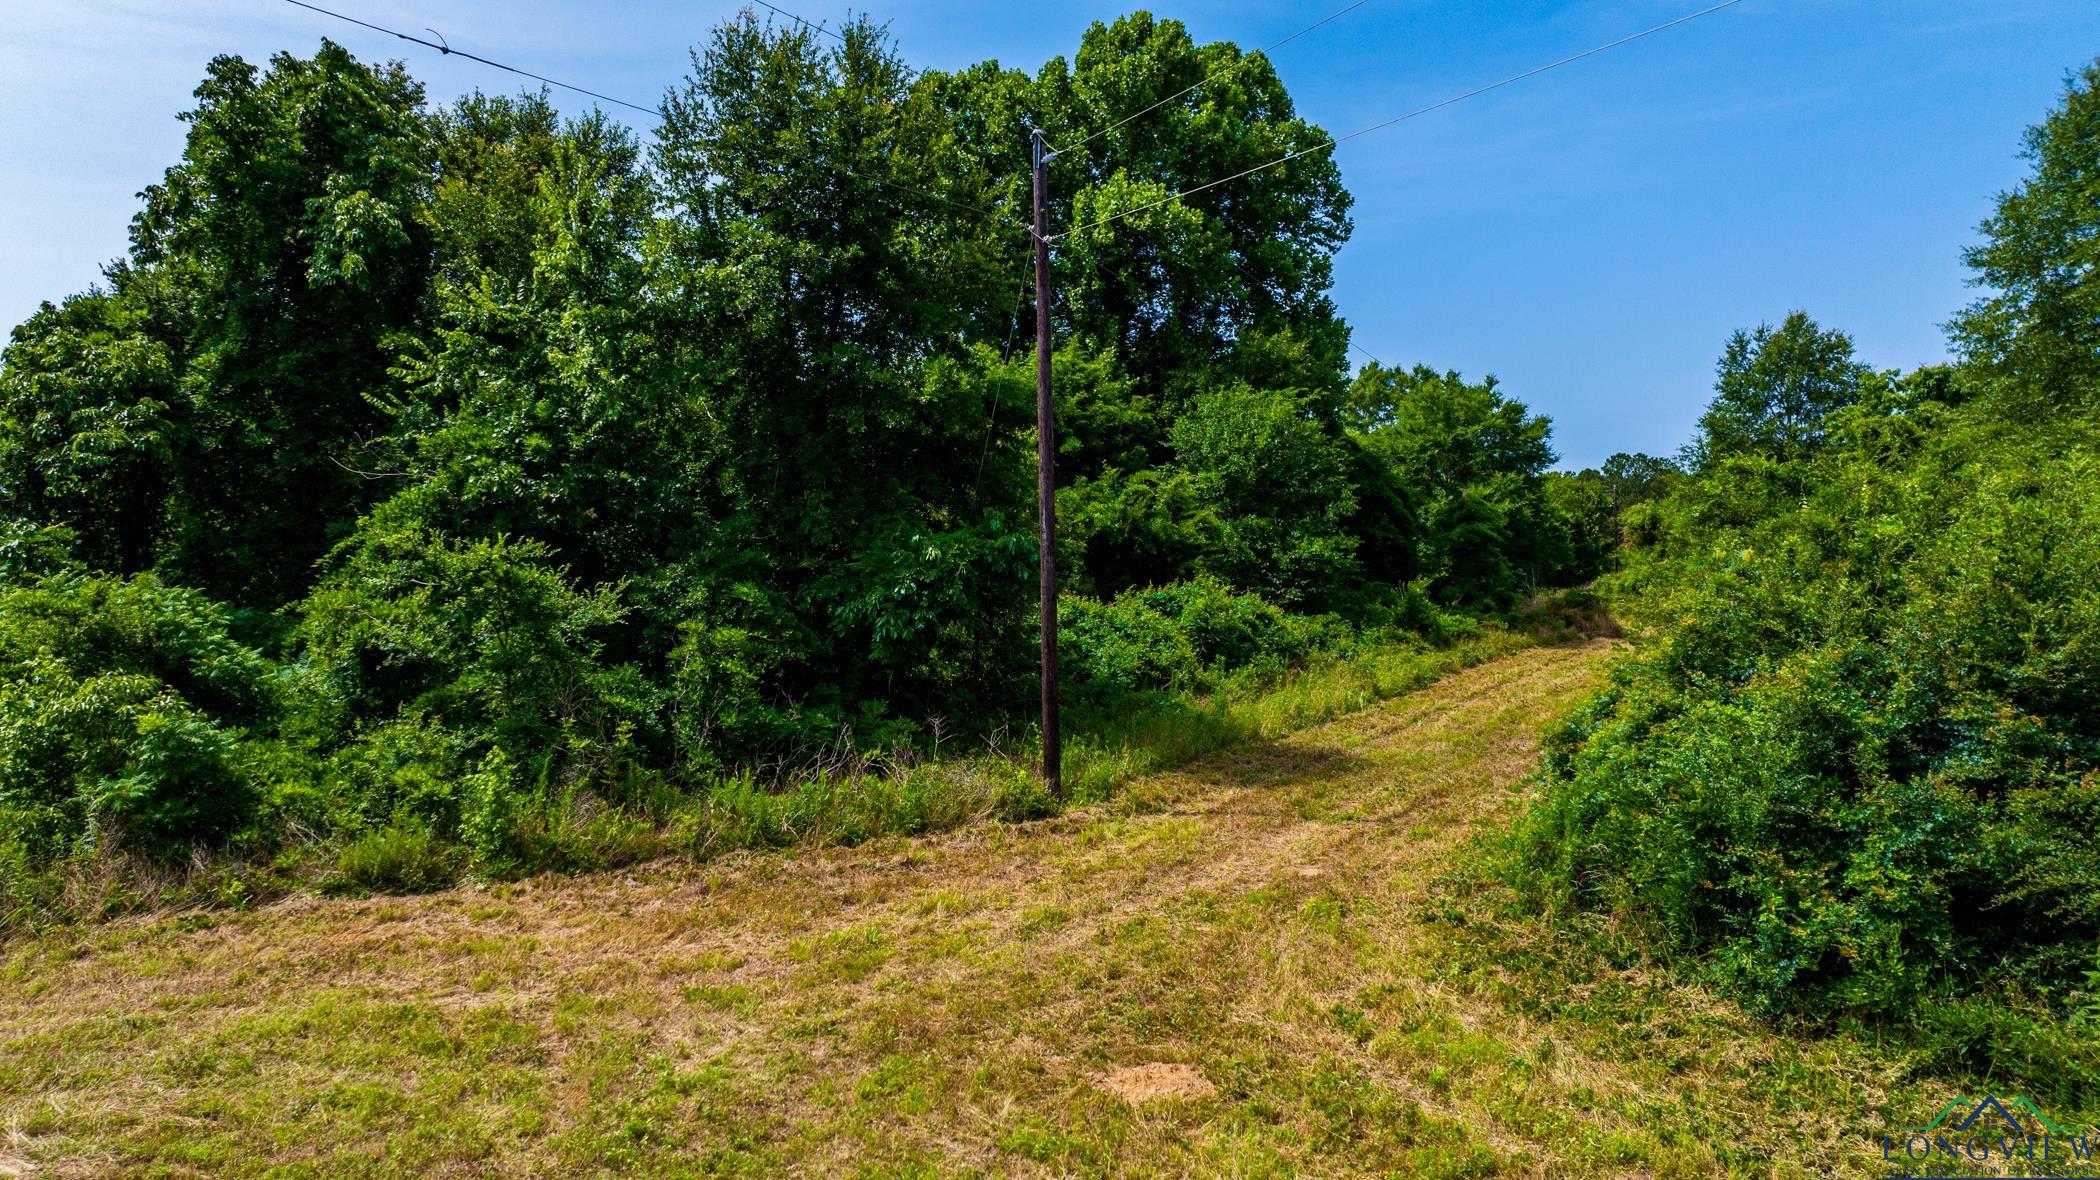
1688 312 1866 468
295 103 698 804
297 522 648 792
0 44 436 609
1349 363 1565 606
1545 452 1683 581
382 108 671 588
932 13 1353 398
427 91 566 286
650 15 1035 729
1600 451 1682 507
1951 59 2100 401
0 292 179 575
133 44 435 604
918 13 1367 610
1169 383 1359 609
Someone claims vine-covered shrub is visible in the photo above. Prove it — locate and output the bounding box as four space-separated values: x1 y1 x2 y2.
1525 60 2100 1020
0 573 279 859
1526 383 2100 1019
1059 576 1342 699
291 522 654 849
1528 432 2100 1012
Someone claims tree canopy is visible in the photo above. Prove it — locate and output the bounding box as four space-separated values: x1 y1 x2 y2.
0 16 1598 880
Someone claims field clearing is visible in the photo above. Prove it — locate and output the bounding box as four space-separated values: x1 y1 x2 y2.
1 639 1942 1177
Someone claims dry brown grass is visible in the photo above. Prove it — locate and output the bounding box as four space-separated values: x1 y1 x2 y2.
0 640 1948 1176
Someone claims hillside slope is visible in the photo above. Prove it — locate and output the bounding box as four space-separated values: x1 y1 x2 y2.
1 641 1953 1176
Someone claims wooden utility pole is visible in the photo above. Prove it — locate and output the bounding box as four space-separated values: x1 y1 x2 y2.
1031 128 1061 798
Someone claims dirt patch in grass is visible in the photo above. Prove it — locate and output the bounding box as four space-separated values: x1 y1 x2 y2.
1098 1063 1216 1104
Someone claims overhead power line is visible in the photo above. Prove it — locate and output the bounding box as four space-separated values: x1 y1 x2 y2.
1051 0 1747 240
1058 0 1373 156
277 0 1015 224
751 0 930 88
280 0 660 116
752 0 845 44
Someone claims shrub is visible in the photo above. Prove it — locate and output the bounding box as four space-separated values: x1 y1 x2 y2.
1058 576 1336 699
0 573 277 859
1530 63 2100 1019
1525 414 2100 1018
299 717 479 835
296 519 655 835
0 518 81 584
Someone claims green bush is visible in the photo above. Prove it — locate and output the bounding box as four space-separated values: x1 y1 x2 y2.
298 521 653 784
0 573 277 858
1526 404 2100 1018
295 718 479 835
1058 576 1338 699
1527 62 2100 1020
0 518 81 583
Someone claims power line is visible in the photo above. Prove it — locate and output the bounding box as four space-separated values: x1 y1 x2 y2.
1058 0 1372 156
751 0 932 87
974 247 1037 493
277 0 1016 224
752 0 846 44
736 0 1014 222
1051 0 1747 240
279 0 660 117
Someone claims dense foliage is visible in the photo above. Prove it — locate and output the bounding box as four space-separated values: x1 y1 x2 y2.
0 14 1606 894
1526 61 2100 1021
0 569 279 859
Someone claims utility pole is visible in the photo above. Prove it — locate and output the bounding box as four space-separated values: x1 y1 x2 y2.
1031 128 1061 798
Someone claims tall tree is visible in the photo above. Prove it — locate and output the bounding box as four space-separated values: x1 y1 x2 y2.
1348 364 1563 606
381 106 668 585
133 43 435 604
1688 312 1866 468
1951 59 2100 401
427 91 566 287
1 44 436 609
651 16 1035 723
1046 14 1353 397
0 290 179 576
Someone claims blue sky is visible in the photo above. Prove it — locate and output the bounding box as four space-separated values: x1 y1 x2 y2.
2 1 2096 467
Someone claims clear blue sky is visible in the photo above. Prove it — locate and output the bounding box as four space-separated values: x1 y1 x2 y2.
3 1 2096 467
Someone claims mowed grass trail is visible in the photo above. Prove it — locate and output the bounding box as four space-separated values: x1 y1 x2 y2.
3 640 1930 1177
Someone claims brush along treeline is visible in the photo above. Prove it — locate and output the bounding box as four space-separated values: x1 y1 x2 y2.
1524 62 2100 1042
0 14 1631 916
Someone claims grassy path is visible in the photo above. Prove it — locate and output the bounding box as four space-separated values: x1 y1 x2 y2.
1 639 1925 1176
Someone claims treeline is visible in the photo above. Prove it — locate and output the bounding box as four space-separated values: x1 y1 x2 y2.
0 14 1627 899
1524 60 2100 1053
